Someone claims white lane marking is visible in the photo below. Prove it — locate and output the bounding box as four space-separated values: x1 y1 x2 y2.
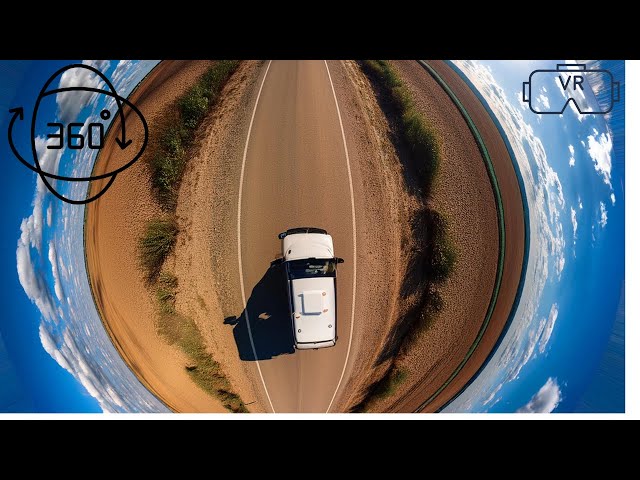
237 60 276 413
323 60 357 413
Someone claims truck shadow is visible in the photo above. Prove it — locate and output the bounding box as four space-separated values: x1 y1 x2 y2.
224 263 295 361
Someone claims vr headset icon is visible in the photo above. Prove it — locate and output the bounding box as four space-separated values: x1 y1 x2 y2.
523 64 619 115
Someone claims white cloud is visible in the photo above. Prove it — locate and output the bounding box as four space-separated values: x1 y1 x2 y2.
517 378 562 413
569 144 575 167
586 60 606 95
578 197 583 209
571 207 578 244
46 203 52 227
599 202 608 227
611 193 616 205
111 60 135 88
581 140 586 147
58 255 69 282
482 383 504 406
15 135 65 324
26 136 64 254
84 59 111 71
503 302 560 384
555 75 569 99
39 323 71 371
56 60 109 123
517 91 528 110
38 323 125 412
48 241 64 302
538 304 558 353
587 129 613 188
104 60 144 113
16 219 57 323
539 94 550 109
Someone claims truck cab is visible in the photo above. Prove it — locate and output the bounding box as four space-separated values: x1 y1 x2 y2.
277 228 344 350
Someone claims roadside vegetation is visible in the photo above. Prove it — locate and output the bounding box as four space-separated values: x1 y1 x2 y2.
362 60 441 191
139 217 178 282
354 60 457 412
150 60 240 210
364 367 408 403
137 61 246 412
155 271 247 412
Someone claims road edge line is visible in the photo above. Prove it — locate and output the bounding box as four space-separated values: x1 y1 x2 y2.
324 60 358 413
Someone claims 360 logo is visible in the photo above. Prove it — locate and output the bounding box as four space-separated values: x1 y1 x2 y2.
8 63 148 205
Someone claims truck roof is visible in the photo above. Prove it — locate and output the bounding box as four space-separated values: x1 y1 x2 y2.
291 277 336 344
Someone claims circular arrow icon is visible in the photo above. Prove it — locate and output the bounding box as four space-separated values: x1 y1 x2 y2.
8 63 148 205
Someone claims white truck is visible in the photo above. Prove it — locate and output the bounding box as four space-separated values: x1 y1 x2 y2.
277 227 344 350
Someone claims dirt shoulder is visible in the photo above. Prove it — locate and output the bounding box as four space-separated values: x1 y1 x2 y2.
171 60 265 411
85 60 230 412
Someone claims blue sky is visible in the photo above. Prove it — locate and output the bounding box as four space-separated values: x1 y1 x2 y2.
0 60 625 413
445 60 624 413
0 61 101 411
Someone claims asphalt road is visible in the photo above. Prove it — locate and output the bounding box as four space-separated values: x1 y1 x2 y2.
237 60 356 412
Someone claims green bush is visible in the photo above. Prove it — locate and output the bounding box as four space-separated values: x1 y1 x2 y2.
180 87 209 129
391 85 411 110
374 367 408 400
416 285 443 334
138 217 178 281
200 60 239 102
151 152 183 198
156 272 178 314
161 125 188 158
428 211 457 283
362 60 441 189
353 367 408 412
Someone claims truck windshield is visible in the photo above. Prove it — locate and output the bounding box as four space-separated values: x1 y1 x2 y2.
288 259 337 279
